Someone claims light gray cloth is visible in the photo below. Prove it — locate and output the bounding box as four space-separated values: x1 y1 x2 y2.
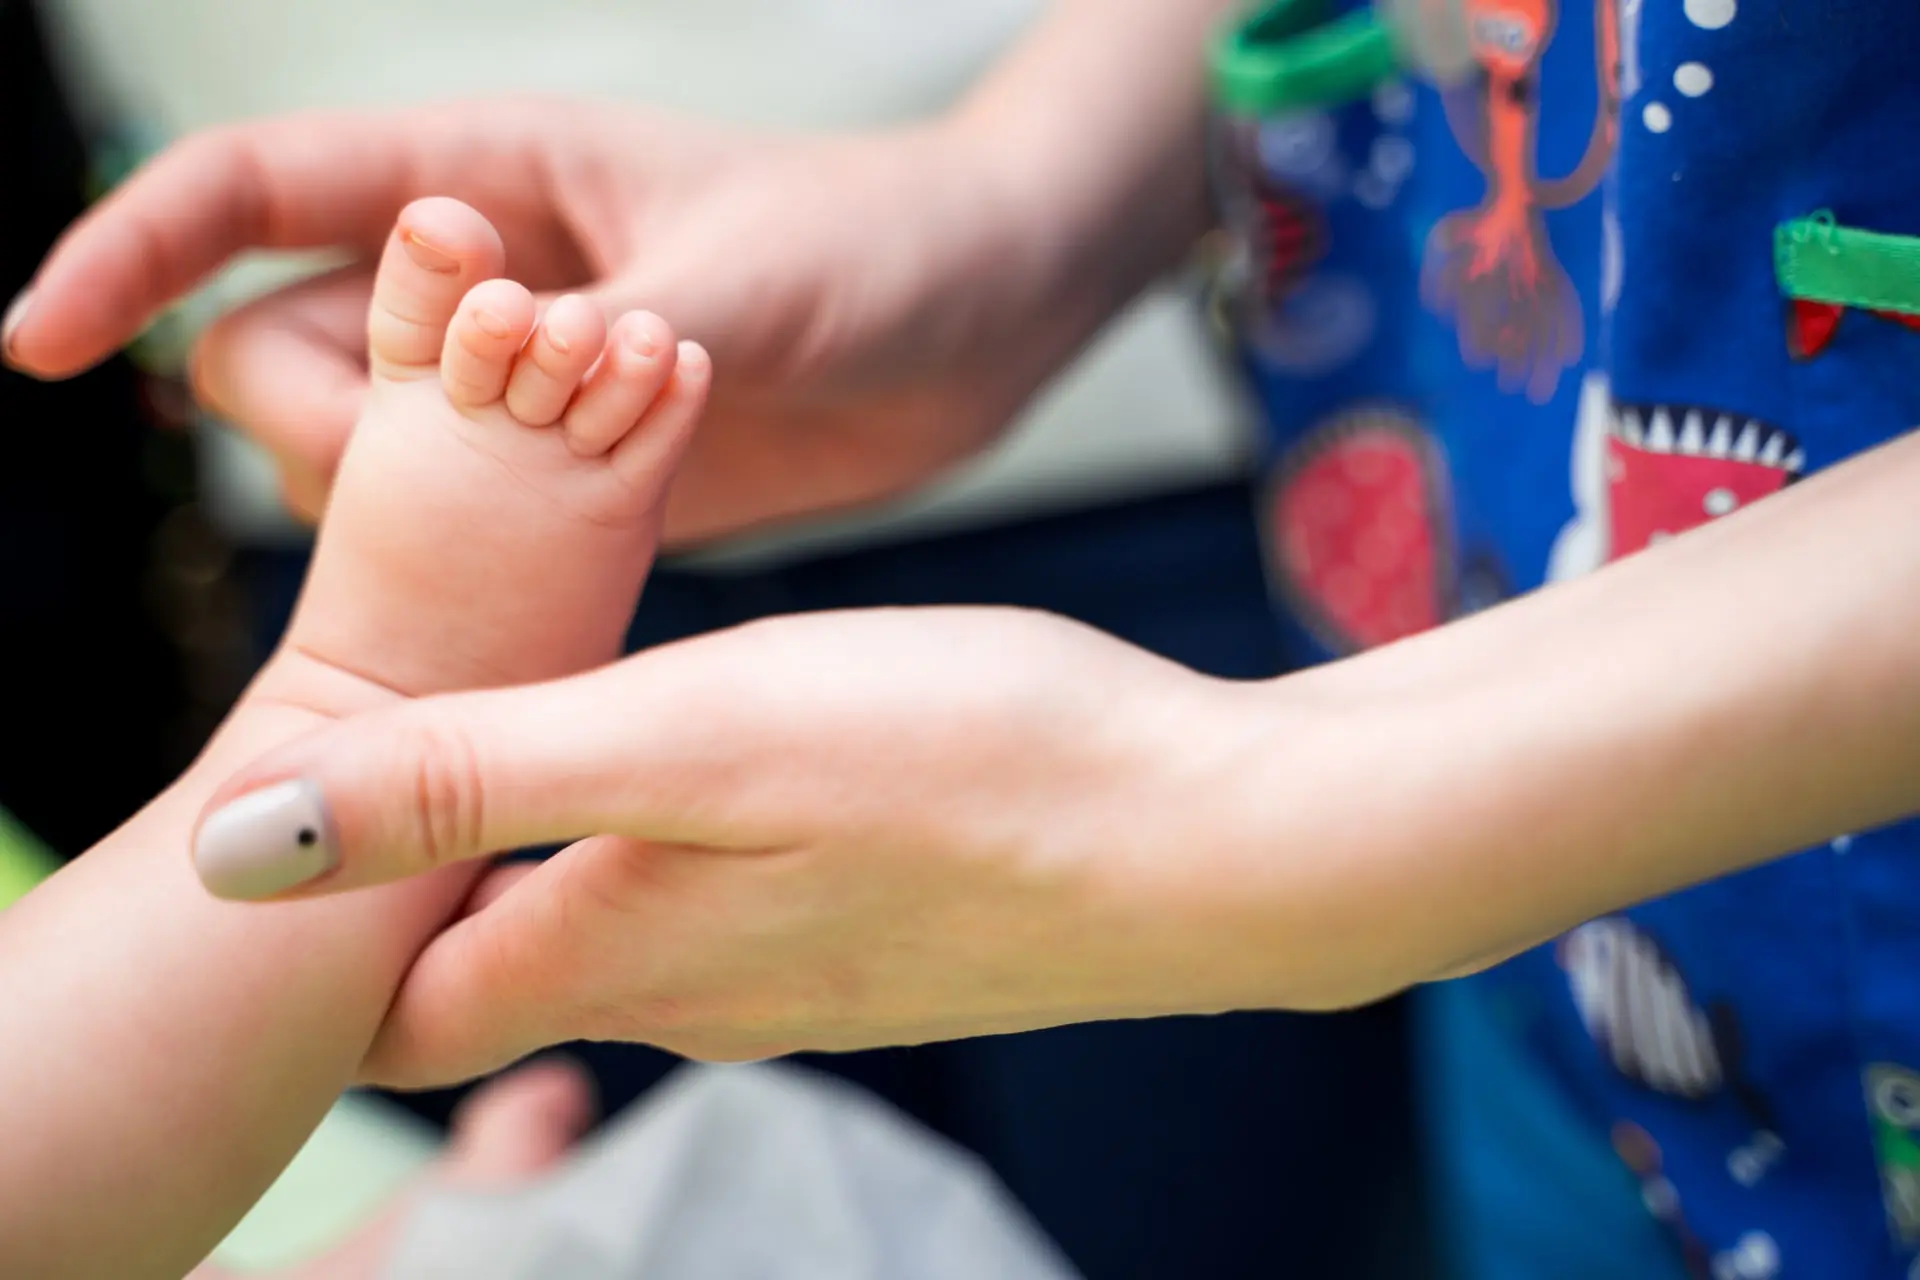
383 1063 1081 1280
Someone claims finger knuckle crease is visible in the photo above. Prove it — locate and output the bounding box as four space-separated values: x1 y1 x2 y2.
401 722 486 868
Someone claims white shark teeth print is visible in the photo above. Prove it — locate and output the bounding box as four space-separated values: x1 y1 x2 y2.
1561 918 1724 1099
1647 406 1676 451
1606 401 1806 474
1678 409 1705 455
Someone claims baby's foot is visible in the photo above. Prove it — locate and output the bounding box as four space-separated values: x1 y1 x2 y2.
282 198 708 697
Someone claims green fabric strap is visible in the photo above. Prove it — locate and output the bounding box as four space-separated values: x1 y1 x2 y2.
1775 210 1920 316
1212 0 1402 114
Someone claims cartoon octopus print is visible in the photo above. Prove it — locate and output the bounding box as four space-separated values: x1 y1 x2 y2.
1411 0 1622 403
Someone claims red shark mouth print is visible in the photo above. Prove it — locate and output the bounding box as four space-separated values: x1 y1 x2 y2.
1264 407 1452 654
1209 117 1332 319
1250 180 1329 307
1604 402 1804 562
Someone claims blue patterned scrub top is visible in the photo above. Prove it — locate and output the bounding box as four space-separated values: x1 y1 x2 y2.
1217 0 1920 1274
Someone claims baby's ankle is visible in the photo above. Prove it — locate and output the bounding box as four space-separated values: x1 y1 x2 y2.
239 645 409 728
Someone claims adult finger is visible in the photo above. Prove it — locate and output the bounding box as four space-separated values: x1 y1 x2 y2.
5 111 417 379
188 650 769 903
361 836 776 1088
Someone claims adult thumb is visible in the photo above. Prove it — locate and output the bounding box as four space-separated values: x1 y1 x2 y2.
191 662 683 901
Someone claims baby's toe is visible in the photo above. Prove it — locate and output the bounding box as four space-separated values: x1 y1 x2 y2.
442 280 537 410
368 198 507 378
504 295 606 427
609 339 710 490
561 311 677 458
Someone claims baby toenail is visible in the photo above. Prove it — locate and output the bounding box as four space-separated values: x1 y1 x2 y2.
545 327 573 356
623 331 660 360
473 309 513 339
401 230 462 274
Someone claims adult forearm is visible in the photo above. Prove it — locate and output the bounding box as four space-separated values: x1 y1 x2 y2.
948 0 1232 350
1199 430 1920 1009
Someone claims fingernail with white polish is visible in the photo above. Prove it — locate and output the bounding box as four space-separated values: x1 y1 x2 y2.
194 779 338 900
1 289 33 364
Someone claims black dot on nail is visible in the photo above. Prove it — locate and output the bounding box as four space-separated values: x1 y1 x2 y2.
297 828 318 847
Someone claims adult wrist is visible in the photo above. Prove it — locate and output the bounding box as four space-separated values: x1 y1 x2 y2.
1133 661 1519 1017
954 102 1207 314
891 112 1111 390
936 4 1219 361
1048 664 1400 1021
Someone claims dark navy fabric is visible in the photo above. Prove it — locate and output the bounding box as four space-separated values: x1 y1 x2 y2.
1227 1 1920 1275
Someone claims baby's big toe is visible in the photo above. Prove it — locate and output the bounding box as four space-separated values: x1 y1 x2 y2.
368 198 507 378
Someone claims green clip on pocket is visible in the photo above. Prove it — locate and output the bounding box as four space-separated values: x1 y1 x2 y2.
1211 0 1404 114
1775 211 1920 317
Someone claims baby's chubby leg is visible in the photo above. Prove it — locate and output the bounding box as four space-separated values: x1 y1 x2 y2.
0 199 705 1277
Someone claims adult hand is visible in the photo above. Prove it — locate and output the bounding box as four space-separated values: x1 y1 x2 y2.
191 608 1342 1087
3 102 1048 537
2 2 1222 541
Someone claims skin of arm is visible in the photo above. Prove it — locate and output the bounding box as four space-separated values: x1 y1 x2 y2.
947 0 1239 359
0 656 473 1278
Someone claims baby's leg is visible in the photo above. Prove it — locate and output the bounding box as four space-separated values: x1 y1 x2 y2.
0 199 704 1277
